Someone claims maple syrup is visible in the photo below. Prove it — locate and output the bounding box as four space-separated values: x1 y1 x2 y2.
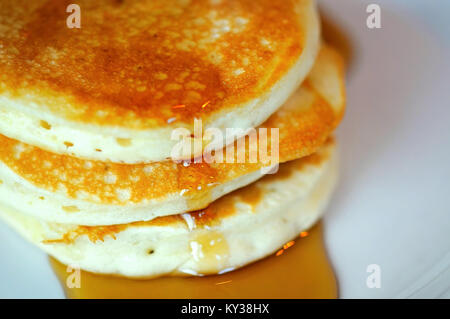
50 222 338 299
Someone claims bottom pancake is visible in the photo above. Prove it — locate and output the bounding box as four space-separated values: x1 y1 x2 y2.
0 140 338 278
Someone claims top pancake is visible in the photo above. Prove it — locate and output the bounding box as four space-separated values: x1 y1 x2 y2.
0 0 320 163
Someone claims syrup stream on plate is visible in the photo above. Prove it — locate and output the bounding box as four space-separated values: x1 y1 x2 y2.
50 222 338 299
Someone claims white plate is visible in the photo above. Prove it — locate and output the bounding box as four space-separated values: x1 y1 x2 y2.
321 0 450 298
1 0 449 298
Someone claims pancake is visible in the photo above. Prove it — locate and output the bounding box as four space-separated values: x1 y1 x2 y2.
0 0 320 163
0 45 345 225
0 140 338 278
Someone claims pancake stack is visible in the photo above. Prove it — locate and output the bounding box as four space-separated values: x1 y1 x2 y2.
0 0 345 278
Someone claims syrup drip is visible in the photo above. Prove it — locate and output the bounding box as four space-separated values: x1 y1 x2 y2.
185 230 230 275
50 222 338 299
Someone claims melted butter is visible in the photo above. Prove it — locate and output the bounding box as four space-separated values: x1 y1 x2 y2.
50 222 337 299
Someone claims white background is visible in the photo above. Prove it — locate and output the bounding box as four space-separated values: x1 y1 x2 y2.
0 0 449 298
